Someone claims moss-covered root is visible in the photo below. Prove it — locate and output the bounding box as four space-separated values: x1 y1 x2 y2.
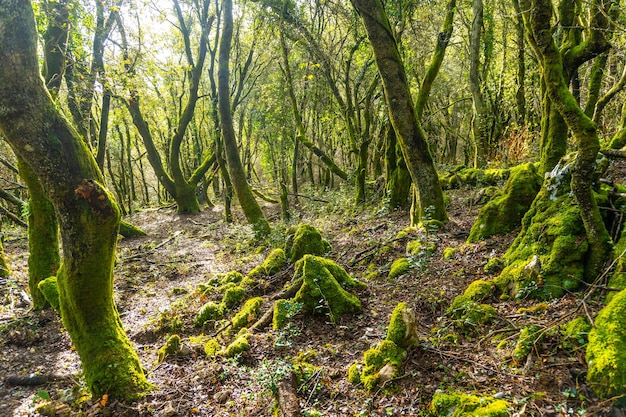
37 276 60 313
430 391 509 416
246 248 287 283
119 220 147 238
586 288 626 403
467 162 542 243
285 224 331 262
157 334 181 363
385 302 419 349
292 255 363 322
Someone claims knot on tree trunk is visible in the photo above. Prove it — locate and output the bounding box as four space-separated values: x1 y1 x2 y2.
74 179 115 218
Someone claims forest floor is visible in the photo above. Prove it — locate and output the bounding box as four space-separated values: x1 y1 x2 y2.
0 184 624 416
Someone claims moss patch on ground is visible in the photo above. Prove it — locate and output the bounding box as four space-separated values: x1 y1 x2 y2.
467 163 542 243
430 391 509 416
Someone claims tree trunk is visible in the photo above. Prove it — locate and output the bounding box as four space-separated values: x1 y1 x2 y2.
0 222 9 278
351 0 447 224
469 0 489 168
218 0 270 236
521 0 612 275
0 0 153 400
17 157 60 310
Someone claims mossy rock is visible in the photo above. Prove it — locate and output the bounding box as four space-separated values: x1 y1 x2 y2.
292 255 363 322
463 280 495 302
351 340 407 391
385 302 419 349
388 258 410 279
467 163 542 243
231 297 263 330
493 154 605 300
285 224 331 262
443 247 457 259
247 248 287 282
512 325 542 365
204 338 221 358
586 288 626 402
37 276 60 313
430 391 509 416
194 301 225 327
221 330 250 358
446 295 497 333
220 270 244 285
407 239 436 256
221 285 246 308
157 334 181 363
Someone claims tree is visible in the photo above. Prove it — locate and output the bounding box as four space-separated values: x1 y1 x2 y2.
520 0 612 275
0 0 153 400
219 0 270 236
351 0 448 224
126 0 216 213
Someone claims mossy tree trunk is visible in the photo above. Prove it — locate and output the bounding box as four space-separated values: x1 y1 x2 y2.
0 222 9 278
351 0 448 224
17 157 60 310
521 0 612 275
384 125 411 209
0 0 153 399
218 0 270 236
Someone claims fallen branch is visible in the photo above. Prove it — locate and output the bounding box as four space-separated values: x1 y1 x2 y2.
121 230 181 262
275 370 301 417
0 206 26 227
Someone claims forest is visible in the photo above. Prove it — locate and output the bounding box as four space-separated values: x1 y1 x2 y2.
1 0 626 415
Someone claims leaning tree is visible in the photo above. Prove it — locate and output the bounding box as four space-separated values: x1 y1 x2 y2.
0 0 153 400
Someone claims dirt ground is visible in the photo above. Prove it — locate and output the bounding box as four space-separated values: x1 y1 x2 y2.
0 187 624 416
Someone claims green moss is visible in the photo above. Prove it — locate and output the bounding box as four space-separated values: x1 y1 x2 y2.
586 288 626 401
446 295 497 333
194 301 225 327
561 316 591 348
443 247 457 259
483 257 504 274
347 362 362 384
263 248 287 275
272 299 303 330
220 270 244 285
232 297 263 330
494 155 610 300
285 224 331 262
430 392 509 416
157 334 181 363
467 163 542 243
37 276 60 313
440 166 510 190
388 258 410 279
221 331 250 358
221 285 246 308
512 325 542 364
204 339 221 358
517 302 548 315
463 280 494 302
607 226 626 303
292 255 362 322
407 239 436 256
385 302 419 349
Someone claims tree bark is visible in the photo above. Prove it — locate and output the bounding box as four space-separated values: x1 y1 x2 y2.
219 0 270 236
0 0 153 400
351 0 447 224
